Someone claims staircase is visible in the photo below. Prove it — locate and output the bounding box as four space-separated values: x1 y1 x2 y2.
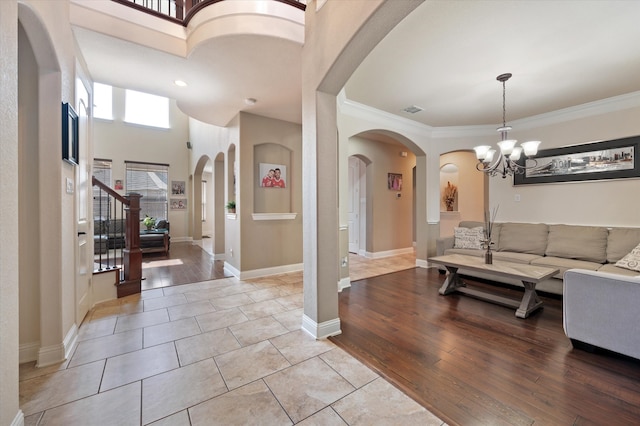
92 176 143 297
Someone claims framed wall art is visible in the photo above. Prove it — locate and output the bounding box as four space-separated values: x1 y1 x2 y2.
259 163 287 188
514 135 639 185
171 180 186 195
62 102 79 166
388 173 403 190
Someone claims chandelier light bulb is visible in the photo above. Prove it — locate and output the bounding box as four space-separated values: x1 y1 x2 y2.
521 140 541 157
497 139 517 156
474 145 492 161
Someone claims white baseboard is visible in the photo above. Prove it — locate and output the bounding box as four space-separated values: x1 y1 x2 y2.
36 323 78 368
19 341 40 364
223 262 240 278
10 410 24 426
416 258 429 268
171 236 192 243
362 247 414 259
301 314 341 339
235 263 304 280
338 277 351 292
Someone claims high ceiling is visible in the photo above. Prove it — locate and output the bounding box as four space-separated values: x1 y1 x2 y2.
73 1 640 129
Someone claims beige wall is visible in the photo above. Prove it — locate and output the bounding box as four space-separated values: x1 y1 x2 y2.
1 1 19 423
486 108 640 226
93 86 190 240
348 136 416 254
18 20 41 355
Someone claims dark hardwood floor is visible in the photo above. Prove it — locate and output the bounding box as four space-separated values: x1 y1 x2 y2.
330 267 640 425
141 242 230 290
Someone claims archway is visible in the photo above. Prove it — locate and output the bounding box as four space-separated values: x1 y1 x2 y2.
301 2 422 339
192 155 212 241
18 3 67 367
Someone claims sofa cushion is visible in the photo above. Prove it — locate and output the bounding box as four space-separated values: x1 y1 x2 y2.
454 227 484 250
497 223 548 255
444 248 484 258
545 225 608 263
607 227 640 263
492 252 542 265
615 243 640 272
531 256 602 279
598 263 640 277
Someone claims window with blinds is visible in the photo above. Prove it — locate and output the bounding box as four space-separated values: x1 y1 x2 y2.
93 159 112 220
125 161 169 221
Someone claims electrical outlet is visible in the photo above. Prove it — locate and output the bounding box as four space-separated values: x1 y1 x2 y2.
514 194 521 202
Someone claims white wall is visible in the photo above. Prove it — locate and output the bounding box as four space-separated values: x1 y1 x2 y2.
93 86 191 239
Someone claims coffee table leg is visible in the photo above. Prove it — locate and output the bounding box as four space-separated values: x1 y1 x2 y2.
438 266 466 295
516 280 544 318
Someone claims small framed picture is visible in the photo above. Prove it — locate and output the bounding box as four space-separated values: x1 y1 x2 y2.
171 181 186 195
388 173 403 190
170 198 187 210
114 179 124 190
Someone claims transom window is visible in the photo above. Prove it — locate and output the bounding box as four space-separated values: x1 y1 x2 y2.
125 89 170 129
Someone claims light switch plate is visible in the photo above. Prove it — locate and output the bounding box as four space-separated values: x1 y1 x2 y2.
66 178 74 194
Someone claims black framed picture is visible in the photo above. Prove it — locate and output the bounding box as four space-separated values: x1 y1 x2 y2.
514 135 639 185
62 102 79 166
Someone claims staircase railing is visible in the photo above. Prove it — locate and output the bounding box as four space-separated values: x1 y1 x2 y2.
112 0 306 25
92 176 143 297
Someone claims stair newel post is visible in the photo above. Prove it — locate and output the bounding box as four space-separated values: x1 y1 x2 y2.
121 193 143 297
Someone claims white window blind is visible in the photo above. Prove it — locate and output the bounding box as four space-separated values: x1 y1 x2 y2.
125 161 169 221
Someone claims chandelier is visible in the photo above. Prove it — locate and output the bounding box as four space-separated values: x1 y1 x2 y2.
474 73 541 178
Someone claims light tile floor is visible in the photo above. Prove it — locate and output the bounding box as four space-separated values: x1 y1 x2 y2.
20 252 445 425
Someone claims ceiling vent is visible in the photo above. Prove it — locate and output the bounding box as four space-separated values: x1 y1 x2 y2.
403 105 423 114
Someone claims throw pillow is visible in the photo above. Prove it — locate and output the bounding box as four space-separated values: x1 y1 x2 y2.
453 227 484 250
615 242 640 272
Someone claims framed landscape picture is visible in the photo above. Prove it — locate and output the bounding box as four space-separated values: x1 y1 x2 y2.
514 135 640 185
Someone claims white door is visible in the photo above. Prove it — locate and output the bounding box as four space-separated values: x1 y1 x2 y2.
75 77 92 325
348 157 361 253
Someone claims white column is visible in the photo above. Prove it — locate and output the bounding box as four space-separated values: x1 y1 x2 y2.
301 90 341 339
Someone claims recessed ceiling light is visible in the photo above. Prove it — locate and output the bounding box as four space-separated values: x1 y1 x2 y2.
244 98 257 105
403 105 423 114
174 80 187 87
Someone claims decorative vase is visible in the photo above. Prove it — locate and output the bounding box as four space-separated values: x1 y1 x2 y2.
485 244 493 265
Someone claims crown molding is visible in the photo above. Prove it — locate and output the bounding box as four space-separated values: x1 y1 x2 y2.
338 90 640 139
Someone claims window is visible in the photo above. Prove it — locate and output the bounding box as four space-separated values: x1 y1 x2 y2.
125 89 170 129
202 180 207 222
93 83 113 120
125 161 169 220
93 159 112 220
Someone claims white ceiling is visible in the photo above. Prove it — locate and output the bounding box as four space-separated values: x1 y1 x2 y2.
73 1 640 129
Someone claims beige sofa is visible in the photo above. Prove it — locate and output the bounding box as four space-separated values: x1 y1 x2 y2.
436 221 640 295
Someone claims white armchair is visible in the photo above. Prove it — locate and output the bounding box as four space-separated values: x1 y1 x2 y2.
563 269 640 359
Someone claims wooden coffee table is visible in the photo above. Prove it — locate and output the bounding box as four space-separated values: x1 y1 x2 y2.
429 254 559 318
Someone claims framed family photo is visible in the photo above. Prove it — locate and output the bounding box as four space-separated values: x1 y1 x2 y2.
259 163 287 188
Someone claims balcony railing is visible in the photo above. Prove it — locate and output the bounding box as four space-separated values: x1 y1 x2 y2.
112 0 306 25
